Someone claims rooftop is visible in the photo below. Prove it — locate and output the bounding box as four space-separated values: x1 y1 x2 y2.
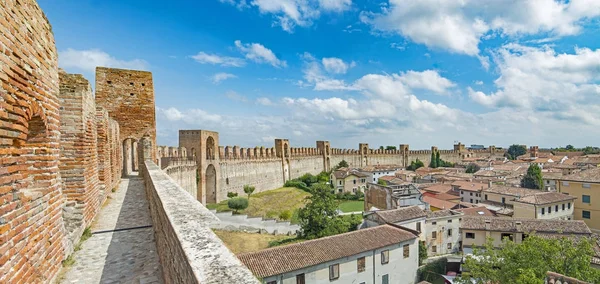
238 224 417 278
452 180 489 191
333 168 369 179
374 205 427 223
514 192 576 205
421 184 453 194
425 209 462 219
422 195 459 210
461 216 591 234
560 167 600 183
455 206 496 217
483 185 540 197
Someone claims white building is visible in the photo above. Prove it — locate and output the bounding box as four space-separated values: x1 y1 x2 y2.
360 165 402 183
424 210 463 256
239 224 419 284
363 206 427 242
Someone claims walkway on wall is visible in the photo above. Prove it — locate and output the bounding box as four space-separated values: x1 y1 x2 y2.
59 173 163 284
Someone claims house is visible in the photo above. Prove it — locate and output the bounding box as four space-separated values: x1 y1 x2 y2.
460 216 592 254
424 210 463 256
360 165 402 184
330 168 369 194
542 171 563 191
365 183 426 211
557 167 600 232
512 192 576 220
364 206 427 240
453 181 489 204
421 184 455 195
238 224 419 284
422 195 461 211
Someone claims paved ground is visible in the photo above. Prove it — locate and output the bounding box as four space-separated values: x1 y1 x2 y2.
60 173 163 284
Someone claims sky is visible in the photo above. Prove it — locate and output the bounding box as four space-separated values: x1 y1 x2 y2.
38 0 600 150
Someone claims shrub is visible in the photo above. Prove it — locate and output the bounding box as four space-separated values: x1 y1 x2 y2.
227 197 248 214
265 210 278 219
279 210 292 220
336 192 345 200
284 180 310 191
243 184 255 197
227 192 238 198
356 191 365 200
343 192 353 200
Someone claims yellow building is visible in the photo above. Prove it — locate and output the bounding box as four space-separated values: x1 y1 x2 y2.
331 168 369 194
557 167 600 232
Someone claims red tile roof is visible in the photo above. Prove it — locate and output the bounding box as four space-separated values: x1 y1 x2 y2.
423 195 458 210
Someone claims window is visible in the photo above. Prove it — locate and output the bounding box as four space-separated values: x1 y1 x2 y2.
562 181 569 186
583 183 591 188
562 204 565 210
382 274 389 284
353 179 356 184
447 229 452 236
416 222 421 233
432 245 437 253
361 179 365 183
470 192 473 196
353 188 357 193
461 190 464 194
329 264 339 280
466 232 475 239
583 211 591 219
555 205 559 212
339 181 342 185
502 197 506 204
432 231 437 239
338 189 342 193
548 206 551 213
432 221 437 225
470 199 473 203
568 203 571 209
448 220 452 223
357 257 365 273
373 178 376 182
296 274 305 284
485 194 488 200
381 250 389 264
501 233 514 241
542 207 545 215
403 244 410 258
583 195 591 204
447 243 452 250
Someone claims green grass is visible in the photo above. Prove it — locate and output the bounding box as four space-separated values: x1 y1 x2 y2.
337 200 364 213
207 187 311 223
213 229 296 254
62 254 75 267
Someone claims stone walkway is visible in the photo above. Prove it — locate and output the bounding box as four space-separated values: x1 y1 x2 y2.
60 173 163 284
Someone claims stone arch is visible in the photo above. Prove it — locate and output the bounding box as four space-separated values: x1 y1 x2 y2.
206 164 217 203
122 138 136 176
363 146 368 154
206 136 215 160
191 148 196 157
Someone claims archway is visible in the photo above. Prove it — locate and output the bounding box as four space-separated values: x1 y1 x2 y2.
206 164 217 203
206 136 215 160
191 148 196 157
122 138 136 176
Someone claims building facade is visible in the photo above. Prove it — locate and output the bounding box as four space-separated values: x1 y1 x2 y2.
331 168 369 194
424 210 463 256
557 168 600 232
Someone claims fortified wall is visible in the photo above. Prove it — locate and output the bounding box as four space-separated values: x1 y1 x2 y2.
158 132 505 204
0 1 156 282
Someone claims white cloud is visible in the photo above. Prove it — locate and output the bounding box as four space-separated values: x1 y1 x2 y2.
221 0 352 32
361 0 600 55
190 51 246 67
256 97 274 106
321 57 355 74
157 107 222 123
396 70 456 95
235 40 287 68
211 73 238 84
225 90 248 102
293 130 303 136
59 48 148 72
474 80 484 85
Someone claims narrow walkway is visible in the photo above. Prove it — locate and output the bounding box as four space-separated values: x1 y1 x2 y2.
60 173 163 284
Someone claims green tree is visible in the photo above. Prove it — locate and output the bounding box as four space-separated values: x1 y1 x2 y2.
436 151 441 168
298 184 352 239
419 241 428 266
521 164 543 189
279 210 292 221
377 179 387 186
227 197 248 214
243 184 255 198
379 146 384 150
386 146 397 150
335 160 349 170
506 144 527 160
566 144 575 150
429 152 438 168
407 159 425 171
457 236 600 283
227 192 238 198
465 163 481 174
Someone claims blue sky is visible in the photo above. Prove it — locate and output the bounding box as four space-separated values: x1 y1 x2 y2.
39 0 600 149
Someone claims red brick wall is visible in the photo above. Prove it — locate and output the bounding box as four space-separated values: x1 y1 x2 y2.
96 107 112 196
0 0 67 282
109 118 122 186
58 71 101 244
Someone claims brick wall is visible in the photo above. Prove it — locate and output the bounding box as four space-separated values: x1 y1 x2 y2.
0 0 67 282
108 118 122 187
96 107 112 195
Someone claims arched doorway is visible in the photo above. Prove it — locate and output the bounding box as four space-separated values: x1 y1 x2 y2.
206 164 217 203
122 138 136 176
206 137 215 160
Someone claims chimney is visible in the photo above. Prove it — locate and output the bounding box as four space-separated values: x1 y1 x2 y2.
488 180 492 188
484 219 491 231
515 221 522 232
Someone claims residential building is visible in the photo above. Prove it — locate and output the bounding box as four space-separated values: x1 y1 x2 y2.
422 195 461 211
239 224 419 284
330 168 369 194
460 216 592 254
360 165 402 183
453 181 489 204
424 210 463 256
363 206 427 241
557 167 600 232
512 192 576 220
455 206 496 217
365 183 426 211
542 172 563 191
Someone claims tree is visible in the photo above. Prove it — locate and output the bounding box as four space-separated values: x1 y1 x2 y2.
243 185 255 198
227 197 249 214
436 151 441 168
377 179 387 186
429 152 438 168
521 164 543 189
298 184 352 239
457 235 600 283
379 146 384 150
407 159 425 171
335 160 349 170
566 144 575 150
386 146 397 150
506 144 527 160
227 192 238 198
419 241 428 266
466 163 481 174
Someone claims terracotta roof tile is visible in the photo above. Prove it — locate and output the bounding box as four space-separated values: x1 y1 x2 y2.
425 209 462 219
483 185 540 197
560 167 600 183
238 224 417 278
460 216 591 234
423 195 458 210
451 181 489 192
421 184 453 194
455 206 496 217
374 205 426 223
514 192 576 205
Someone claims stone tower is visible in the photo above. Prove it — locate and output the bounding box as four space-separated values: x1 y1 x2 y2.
359 143 369 167
179 130 219 204
317 141 331 171
275 139 291 182
400 144 410 168
530 146 539 158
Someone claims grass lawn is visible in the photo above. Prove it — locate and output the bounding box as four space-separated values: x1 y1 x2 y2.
213 230 295 254
206 187 311 222
337 200 364 213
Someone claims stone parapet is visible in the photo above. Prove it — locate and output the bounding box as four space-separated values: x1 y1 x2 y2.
141 159 258 283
